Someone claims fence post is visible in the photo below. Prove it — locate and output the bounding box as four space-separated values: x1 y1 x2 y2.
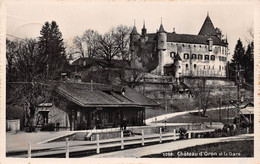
188 132 191 139
121 130 124 149
159 127 162 143
27 142 31 158
65 138 69 158
96 134 100 154
141 129 144 146
173 129 176 140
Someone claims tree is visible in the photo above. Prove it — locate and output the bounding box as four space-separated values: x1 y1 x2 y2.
244 41 254 83
6 39 56 131
231 39 245 66
97 25 131 64
38 21 68 80
6 21 68 131
112 25 132 61
193 78 212 116
230 38 254 84
6 39 19 81
71 30 100 58
6 39 43 82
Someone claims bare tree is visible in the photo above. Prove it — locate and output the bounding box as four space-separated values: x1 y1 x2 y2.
71 30 100 58
112 25 132 61
191 78 213 116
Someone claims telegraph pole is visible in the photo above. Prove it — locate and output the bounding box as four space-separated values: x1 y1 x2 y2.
235 64 241 125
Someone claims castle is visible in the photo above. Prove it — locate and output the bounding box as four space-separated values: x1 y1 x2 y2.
129 14 229 82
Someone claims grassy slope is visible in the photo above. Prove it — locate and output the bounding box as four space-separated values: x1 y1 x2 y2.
163 108 238 124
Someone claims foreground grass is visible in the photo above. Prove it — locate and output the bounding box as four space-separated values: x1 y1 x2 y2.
142 140 253 158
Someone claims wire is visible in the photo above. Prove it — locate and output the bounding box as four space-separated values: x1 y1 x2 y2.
6 34 25 40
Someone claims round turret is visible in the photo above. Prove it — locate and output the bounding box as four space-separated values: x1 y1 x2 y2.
157 24 167 50
130 25 140 51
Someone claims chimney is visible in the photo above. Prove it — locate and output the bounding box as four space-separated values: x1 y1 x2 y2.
173 28 176 33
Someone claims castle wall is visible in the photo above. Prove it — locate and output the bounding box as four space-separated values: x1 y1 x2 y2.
165 42 228 77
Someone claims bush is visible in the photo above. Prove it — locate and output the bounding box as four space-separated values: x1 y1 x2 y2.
178 127 187 139
40 123 55 131
26 126 36 132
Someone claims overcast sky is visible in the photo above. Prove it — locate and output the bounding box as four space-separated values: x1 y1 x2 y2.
6 0 256 56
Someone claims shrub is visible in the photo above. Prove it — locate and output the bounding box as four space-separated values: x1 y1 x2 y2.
179 127 187 139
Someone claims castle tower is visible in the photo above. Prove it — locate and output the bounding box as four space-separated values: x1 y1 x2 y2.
141 21 148 43
130 21 140 51
173 53 182 85
141 20 147 36
156 21 167 75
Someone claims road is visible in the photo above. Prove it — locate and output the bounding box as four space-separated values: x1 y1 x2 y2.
145 106 234 125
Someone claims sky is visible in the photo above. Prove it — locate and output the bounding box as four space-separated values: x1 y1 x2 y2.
5 0 256 58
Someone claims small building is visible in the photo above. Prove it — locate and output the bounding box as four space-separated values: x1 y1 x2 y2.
240 102 254 124
51 81 158 130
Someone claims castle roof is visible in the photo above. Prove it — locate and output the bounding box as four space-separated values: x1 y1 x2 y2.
130 26 139 35
145 33 226 46
198 14 217 36
174 53 182 61
158 24 166 33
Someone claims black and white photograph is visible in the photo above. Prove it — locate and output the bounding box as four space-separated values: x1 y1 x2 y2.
1 0 259 163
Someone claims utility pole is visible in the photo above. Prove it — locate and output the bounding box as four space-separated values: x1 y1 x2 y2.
143 77 146 95
219 96 222 122
235 64 242 125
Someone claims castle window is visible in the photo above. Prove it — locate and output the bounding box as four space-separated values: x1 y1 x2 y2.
191 54 197 60
222 57 226 61
219 56 222 61
219 66 221 70
194 64 197 69
204 66 205 69
170 52 175 58
186 64 189 70
210 55 215 60
204 55 209 60
184 53 189 59
198 54 203 60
